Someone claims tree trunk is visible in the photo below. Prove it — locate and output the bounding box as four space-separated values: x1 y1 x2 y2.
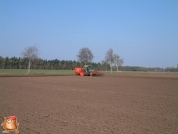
116 64 118 72
28 61 31 74
110 64 112 74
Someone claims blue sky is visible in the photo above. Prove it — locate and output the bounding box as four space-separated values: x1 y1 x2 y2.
0 0 178 68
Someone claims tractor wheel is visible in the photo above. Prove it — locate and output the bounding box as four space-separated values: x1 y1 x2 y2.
80 72 84 76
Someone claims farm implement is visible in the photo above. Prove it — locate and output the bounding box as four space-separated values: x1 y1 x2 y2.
74 65 104 76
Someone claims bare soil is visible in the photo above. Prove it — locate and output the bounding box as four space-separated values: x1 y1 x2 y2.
0 75 178 134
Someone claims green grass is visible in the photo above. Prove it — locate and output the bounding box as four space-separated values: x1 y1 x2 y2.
0 69 74 76
101 71 154 74
102 70 178 78
0 69 177 77
103 70 178 74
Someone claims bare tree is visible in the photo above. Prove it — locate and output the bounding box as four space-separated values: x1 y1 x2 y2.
105 48 114 73
22 46 39 74
114 54 124 72
77 47 94 65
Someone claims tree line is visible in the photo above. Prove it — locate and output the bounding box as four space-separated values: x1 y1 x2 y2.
0 56 103 70
0 56 177 72
0 46 177 72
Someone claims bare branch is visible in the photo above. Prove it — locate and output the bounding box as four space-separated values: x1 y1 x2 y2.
113 54 124 72
22 46 38 61
21 46 39 74
105 48 114 64
105 48 114 73
77 47 94 65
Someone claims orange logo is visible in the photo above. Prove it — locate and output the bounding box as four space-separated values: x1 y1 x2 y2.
1 116 19 133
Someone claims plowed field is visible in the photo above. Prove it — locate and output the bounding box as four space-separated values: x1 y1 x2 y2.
0 75 178 134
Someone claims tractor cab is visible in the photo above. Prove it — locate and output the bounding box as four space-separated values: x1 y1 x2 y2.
84 65 95 74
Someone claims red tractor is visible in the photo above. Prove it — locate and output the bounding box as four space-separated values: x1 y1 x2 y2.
74 65 103 76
